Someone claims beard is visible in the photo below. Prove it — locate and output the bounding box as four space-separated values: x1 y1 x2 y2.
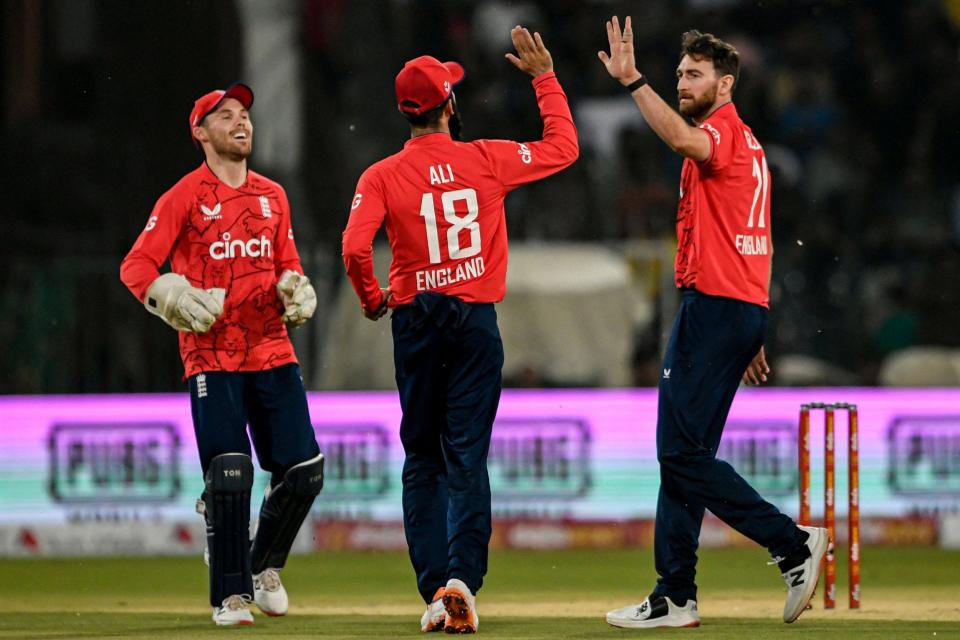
678 83 718 120
209 131 252 161
449 95 463 141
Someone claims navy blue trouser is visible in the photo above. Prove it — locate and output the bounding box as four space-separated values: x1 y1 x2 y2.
652 290 803 603
392 293 504 603
188 363 320 480
188 363 320 605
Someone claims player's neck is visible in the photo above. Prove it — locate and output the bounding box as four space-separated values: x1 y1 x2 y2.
204 154 248 189
693 98 733 125
410 124 450 139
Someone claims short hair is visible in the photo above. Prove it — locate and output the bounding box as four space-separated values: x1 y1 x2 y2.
402 97 450 128
680 30 740 88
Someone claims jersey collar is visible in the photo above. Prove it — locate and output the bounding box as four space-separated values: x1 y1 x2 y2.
199 160 250 191
703 101 737 124
404 132 452 149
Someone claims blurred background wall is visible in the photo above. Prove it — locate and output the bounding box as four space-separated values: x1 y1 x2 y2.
2 0 960 393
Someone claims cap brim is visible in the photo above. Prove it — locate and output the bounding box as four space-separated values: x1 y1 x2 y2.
201 83 255 125
443 62 465 85
221 82 254 110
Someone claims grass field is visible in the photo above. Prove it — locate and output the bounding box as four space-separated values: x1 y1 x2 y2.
1 546 957 639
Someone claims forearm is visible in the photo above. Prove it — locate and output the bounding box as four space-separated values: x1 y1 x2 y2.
343 252 383 311
342 228 383 311
274 254 304 280
120 251 163 302
627 81 701 157
533 72 579 162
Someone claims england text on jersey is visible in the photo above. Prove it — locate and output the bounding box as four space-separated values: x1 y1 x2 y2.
342 71 579 311
675 103 773 307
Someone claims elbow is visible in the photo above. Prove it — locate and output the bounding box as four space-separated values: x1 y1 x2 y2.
341 238 366 266
565 136 580 163
669 138 693 157
118 254 136 289
554 132 579 166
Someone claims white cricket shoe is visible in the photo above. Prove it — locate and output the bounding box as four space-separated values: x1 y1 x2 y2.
780 525 829 623
443 578 479 634
420 587 446 632
606 595 700 629
212 594 254 626
254 568 288 617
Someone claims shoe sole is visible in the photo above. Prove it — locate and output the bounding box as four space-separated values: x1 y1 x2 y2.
442 589 476 634
255 590 287 617
214 618 254 626
606 616 701 629
255 600 287 616
784 530 830 623
422 620 445 632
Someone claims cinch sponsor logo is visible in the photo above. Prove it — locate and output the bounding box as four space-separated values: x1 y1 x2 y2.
47 423 181 505
209 232 272 260
488 419 591 500
718 422 796 495
313 424 389 499
518 143 532 164
888 416 960 495
701 122 720 145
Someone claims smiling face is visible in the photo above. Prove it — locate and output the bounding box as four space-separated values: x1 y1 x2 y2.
676 54 731 121
193 98 252 161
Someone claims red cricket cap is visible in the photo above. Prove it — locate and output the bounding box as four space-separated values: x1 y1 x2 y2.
188 82 254 146
395 56 465 116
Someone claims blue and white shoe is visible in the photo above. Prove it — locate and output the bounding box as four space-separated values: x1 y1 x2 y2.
606 594 700 629
779 525 829 623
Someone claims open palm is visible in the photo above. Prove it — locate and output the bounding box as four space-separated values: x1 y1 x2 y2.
597 15 639 83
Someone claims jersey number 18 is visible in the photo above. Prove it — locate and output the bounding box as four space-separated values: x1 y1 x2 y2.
419 188 481 264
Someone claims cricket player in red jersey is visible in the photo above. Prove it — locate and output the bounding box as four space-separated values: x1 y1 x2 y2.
598 19 828 628
120 83 324 626
342 27 578 633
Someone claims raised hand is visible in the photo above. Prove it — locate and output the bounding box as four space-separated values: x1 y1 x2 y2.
505 25 554 77
597 15 641 85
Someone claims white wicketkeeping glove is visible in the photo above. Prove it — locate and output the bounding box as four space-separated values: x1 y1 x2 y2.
144 273 224 333
276 269 317 328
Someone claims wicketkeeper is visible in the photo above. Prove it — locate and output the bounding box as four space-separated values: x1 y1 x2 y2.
120 83 324 626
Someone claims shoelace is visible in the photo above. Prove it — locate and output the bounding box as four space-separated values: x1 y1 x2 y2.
255 568 282 592
221 594 252 611
766 556 785 566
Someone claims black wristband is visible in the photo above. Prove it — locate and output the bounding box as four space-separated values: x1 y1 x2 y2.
625 75 647 93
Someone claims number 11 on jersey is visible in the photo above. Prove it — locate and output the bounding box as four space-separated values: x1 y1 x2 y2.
747 155 769 229
419 188 482 264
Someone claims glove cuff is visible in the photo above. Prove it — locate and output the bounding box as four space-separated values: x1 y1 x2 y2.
145 273 190 324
